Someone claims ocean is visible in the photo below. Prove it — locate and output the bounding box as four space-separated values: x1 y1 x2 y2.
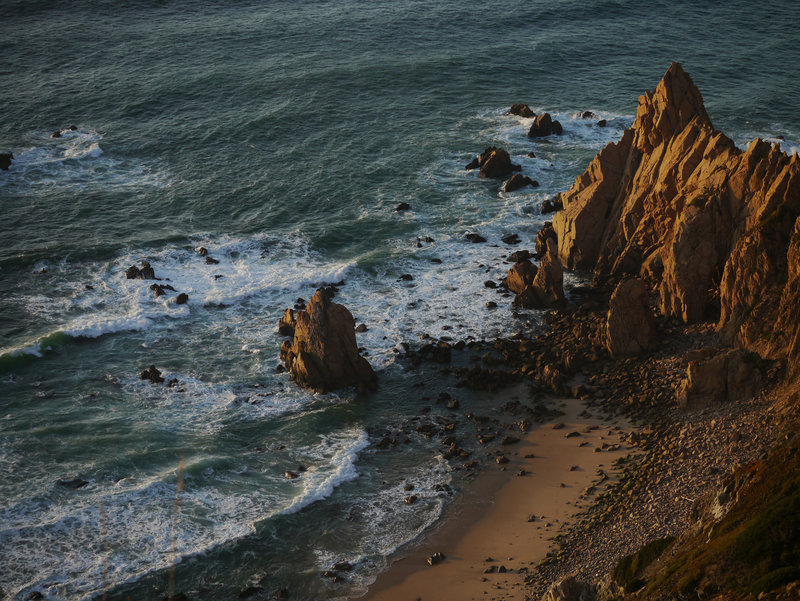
1 1 798 599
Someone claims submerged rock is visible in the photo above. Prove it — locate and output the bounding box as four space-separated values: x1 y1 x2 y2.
281 289 377 393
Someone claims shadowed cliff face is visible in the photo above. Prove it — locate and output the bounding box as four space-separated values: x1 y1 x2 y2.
552 62 800 366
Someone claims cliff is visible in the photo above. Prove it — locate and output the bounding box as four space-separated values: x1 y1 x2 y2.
552 63 800 367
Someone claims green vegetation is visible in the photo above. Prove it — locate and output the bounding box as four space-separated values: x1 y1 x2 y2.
644 436 800 599
611 536 675 593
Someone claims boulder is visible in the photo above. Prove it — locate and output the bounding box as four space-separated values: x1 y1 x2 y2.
479 146 521 179
503 174 538 192
0 152 13 171
508 103 535 118
507 249 533 262
139 262 156 279
175 293 189 305
281 289 377 393
505 260 537 294
605 278 658 357
541 576 594 601
528 113 563 137
501 233 521 245
395 202 411 212
677 348 762 409
278 308 296 337
465 233 487 243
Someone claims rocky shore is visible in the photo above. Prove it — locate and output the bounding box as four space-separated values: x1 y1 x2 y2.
364 62 800 601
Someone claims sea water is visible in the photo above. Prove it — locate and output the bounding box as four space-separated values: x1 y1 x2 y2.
1 1 798 599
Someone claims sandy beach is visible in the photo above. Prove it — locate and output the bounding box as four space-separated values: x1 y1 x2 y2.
363 397 634 601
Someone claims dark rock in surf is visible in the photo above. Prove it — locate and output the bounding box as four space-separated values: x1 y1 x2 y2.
502 233 521 245
395 202 411 212
197 247 208 257
507 249 533 263
508 103 535 118
597 119 607 127
465 233 487 243
175 293 189 305
140 365 165 384
0 152 13 170
528 112 563 137
504 174 539 192
139 262 156 280
57 477 89 489
205 256 219 265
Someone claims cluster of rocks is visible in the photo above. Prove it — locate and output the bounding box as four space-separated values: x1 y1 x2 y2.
506 103 565 137
125 260 189 304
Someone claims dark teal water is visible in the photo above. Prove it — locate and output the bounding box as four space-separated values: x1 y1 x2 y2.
1 1 798 600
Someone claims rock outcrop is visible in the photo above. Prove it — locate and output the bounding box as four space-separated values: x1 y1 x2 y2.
552 62 800 364
528 113 563 137
605 278 658 357
280 289 377 393
465 146 522 179
510 238 565 309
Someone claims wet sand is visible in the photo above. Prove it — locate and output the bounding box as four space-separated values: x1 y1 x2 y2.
362 397 633 601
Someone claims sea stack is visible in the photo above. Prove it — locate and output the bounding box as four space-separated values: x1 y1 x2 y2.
280 289 377 393
552 62 800 366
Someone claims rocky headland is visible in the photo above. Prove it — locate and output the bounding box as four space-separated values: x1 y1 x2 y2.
523 63 800 601
369 63 800 601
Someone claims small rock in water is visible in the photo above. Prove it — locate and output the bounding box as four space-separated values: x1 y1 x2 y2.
140 365 164 384
398 274 414 281
395 202 411 212
175 293 189 305
57 477 89 489
238 587 262 599
597 119 607 127
404 495 418 505
197 246 208 257
465 233 487 243
272 588 289 599
502 233 521 245
332 561 353 571
205 256 219 265
427 552 446 566
284 471 299 479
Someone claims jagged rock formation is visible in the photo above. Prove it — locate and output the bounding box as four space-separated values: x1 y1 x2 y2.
605 278 658 357
552 62 800 365
508 238 565 309
280 289 377 393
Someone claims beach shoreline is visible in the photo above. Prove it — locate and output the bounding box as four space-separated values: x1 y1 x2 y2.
359 396 634 601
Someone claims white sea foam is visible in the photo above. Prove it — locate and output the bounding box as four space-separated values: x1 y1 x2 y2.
283 428 369 514
0 128 170 191
0 426 370 601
